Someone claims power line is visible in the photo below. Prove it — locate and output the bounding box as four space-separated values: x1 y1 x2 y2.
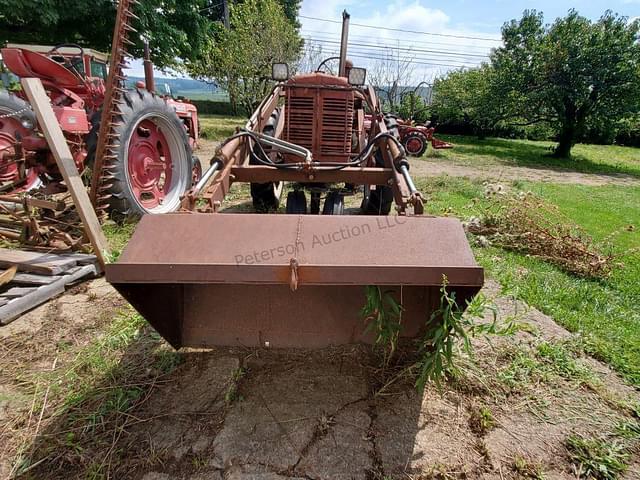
304 37 490 59
301 28 494 52
300 15 502 43
320 50 476 69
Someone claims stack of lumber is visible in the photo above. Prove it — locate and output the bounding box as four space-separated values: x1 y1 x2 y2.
0 247 100 325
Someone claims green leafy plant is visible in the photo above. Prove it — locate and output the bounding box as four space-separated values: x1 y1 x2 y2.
361 286 403 364
566 434 629 480
416 277 508 390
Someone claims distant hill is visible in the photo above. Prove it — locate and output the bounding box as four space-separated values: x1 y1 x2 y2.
125 76 228 101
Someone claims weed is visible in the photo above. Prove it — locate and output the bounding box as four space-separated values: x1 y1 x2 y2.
361 286 403 364
415 279 511 390
512 455 546 479
225 367 246 404
566 434 629 480
469 404 496 435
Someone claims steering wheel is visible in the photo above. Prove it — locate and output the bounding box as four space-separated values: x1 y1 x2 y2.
316 56 340 75
48 43 86 77
49 43 85 58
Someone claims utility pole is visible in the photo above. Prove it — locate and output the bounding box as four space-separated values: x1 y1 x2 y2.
222 0 230 29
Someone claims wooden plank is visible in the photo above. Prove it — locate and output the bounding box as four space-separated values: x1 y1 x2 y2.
21 78 109 270
60 253 98 265
1 287 38 298
0 247 77 275
0 266 17 286
11 272 62 286
0 263 98 325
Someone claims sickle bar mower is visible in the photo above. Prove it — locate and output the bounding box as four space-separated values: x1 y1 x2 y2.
106 11 484 349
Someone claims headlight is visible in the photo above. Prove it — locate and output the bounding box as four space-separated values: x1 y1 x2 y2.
272 63 289 81
348 67 367 86
20 117 34 130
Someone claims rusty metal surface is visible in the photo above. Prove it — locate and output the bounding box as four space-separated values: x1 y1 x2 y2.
230 165 393 184
112 282 480 348
107 213 483 287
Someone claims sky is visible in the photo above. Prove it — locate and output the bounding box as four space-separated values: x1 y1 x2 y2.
127 0 640 82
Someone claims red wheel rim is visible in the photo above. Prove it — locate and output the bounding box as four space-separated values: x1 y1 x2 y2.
127 119 174 210
406 136 424 155
0 118 40 190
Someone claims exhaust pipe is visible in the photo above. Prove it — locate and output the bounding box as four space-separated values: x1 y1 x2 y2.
338 10 350 77
143 40 155 93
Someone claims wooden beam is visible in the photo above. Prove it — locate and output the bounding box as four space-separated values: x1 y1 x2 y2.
21 78 109 270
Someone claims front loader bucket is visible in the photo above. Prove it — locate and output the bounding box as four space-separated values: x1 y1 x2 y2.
106 214 484 349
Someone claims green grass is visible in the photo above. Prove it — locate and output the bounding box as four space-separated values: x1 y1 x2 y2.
415 175 640 387
199 113 246 141
428 135 640 178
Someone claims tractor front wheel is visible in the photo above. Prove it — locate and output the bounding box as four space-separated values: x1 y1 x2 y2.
403 131 428 157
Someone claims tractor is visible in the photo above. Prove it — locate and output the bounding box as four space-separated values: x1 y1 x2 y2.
106 12 484 350
0 43 200 218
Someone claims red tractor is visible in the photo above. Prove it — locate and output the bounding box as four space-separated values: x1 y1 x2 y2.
364 114 452 157
0 43 200 218
395 118 453 157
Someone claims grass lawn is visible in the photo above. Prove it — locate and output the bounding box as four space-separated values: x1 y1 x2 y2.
430 135 640 178
415 174 640 387
199 114 246 141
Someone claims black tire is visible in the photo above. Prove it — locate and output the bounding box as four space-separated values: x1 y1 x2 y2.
361 150 393 215
0 91 36 129
0 91 42 189
403 131 428 157
192 155 202 185
286 190 307 214
94 89 193 221
322 191 344 215
250 110 282 212
309 191 321 214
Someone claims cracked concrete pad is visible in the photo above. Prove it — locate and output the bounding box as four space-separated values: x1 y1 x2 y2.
135 355 239 460
375 389 482 476
296 404 373 479
212 355 368 472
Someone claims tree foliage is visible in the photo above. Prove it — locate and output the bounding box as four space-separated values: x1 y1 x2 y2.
433 10 640 156
0 0 300 72
494 10 640 157
432 65 499 137
186 0 302 113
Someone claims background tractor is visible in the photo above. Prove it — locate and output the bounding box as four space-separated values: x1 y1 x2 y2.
0 43 200 219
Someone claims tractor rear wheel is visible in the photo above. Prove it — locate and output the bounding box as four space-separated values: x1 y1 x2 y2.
403 131 428 157
96 89 194 220
361 148 393 215
0 92 42 190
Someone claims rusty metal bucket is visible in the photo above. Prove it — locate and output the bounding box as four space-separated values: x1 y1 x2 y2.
106 214 484 349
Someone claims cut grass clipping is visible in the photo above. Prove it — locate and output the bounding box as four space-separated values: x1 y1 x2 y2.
466 189 633 279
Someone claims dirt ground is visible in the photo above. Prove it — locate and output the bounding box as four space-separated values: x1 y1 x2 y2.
1 276 639 480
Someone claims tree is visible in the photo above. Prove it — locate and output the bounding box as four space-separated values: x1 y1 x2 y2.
0 0 300 72
368 50 416 112
431 65 502 137
492 10 640 157
187 0 302 113
0 0 221 70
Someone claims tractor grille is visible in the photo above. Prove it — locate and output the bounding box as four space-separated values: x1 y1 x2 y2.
284 83 354 163
285 96 314 151
321 97 353 156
